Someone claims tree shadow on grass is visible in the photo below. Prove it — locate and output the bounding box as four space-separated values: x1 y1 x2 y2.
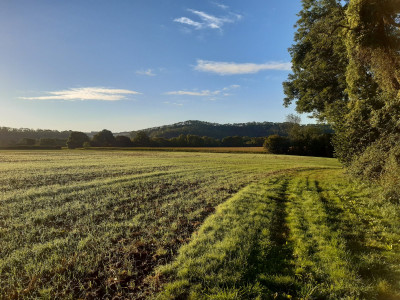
314 180 400 299
243 179 300 298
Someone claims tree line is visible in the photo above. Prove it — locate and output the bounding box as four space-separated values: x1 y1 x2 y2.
0 127 70 147
65 126 334 157
285 0 400 199
66 130 266 149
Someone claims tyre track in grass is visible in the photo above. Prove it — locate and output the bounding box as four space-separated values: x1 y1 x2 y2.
286 172 364 299
156 173 305 299
245 177 298 298
287 170 400 299
324 177 400 299
156 168 400 299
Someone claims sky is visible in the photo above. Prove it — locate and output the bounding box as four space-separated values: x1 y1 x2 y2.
0 0 303 132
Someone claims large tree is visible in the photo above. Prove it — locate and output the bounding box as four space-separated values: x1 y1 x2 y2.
285 0 400 198
283 0 349 123
343 0 400 185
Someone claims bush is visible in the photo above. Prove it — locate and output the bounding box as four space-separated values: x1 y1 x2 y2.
263 135 289 154
348 133 400 203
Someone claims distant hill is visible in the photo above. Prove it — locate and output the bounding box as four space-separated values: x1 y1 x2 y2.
0 120 333 147
128 120 333 139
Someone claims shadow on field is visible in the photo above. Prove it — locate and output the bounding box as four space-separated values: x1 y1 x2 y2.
244 179 299 297
314 180 400 299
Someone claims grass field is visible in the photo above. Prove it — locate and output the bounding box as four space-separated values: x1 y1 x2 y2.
82 147 267 153
0 150 399 299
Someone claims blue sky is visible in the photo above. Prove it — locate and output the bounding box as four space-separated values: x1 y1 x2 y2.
0 0 302 132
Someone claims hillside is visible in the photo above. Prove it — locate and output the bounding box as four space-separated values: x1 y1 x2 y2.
129 120 333 139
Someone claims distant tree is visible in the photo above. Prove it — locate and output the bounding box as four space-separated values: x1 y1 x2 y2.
186 135 204 147
132 131 151 147
91 129 116 147
285 114 301 125
221 136 244 147
170 134 188 147
39 138 57 146
245 137 266 147
67 132 90 149
202 136 220 147
115 135 133 147
152 137 170 147
263 135 290 154
19 138 36 146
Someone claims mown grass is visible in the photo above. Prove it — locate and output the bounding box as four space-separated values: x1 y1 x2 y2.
0 150 337 299
157 176 297 299
157 169 400 299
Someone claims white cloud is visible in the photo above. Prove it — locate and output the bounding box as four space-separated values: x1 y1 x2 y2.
223 84 240 91
213 2 229 10
195 60 292 75
165 85 240 98
163 101 184 106
136 69 156 76
20 87 141 101
173 17 203 30
165 90 219 96
174 8 242 30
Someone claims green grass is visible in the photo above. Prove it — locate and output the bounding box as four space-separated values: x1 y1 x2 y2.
1 150 399 299
0 150 337 299
157 170 400 299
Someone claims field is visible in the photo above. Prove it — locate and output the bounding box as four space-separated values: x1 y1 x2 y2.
83 147 267 153
0 150 399 299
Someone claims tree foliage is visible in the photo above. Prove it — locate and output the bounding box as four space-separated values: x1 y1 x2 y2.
283 0 349 123
130 120 332 140
263 135 290 154
67 132 90 149
115 135 133 147
0 127 70 147
91 129 117 147
286 0 400 198
132 131 152 147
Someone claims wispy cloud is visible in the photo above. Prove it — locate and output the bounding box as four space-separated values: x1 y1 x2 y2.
212 2 229 10
165 90 219 96
174 8 241 31
136 69 156 76
194 60 292 75
163 101 184 106
223 84 240 90
165 85 240 98
20 87 141 101
173 17 203 30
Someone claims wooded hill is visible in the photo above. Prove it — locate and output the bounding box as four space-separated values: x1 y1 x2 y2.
129 120 333 139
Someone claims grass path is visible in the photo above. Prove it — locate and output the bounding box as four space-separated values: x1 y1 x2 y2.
156 170 400 299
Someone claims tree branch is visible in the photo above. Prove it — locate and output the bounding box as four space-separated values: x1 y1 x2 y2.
383 14 400 28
